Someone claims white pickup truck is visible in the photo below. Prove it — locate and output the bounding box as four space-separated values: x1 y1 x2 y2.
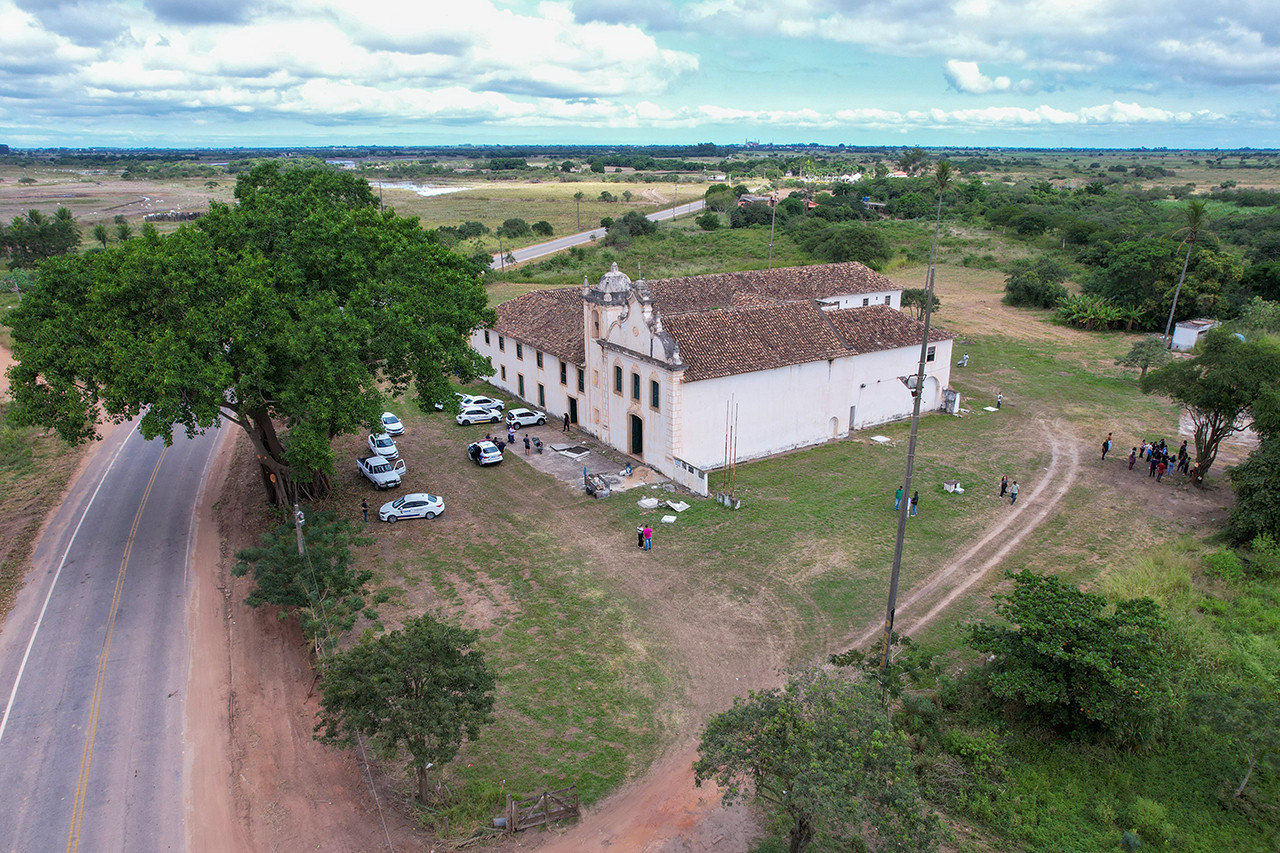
357 455 405 489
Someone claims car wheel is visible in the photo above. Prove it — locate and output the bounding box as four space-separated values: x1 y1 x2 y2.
425 511 437 519
386 515 397 523
490 414 500 423
536 417 546 425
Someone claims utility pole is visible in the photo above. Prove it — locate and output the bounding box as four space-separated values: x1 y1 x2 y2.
767 195 777 269
293 504 306 556
880 161 951 671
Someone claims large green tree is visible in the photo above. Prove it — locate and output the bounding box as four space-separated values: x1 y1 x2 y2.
1141 329 1280 487
1227 387 1280 544
315 613 495 803
693 669 937 853
966 570 1171 745
5 163 493 503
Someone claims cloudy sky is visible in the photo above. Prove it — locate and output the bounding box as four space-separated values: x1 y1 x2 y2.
2 0 1276 149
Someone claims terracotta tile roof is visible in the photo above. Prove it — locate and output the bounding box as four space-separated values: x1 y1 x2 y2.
647 262 895 316
486 264 948 383
664 302 951 382
824 305 954 354
662 303 846 382
491 287 583 365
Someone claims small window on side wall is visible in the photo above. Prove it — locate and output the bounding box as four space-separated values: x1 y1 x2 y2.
614 365 623 394
498 335 505 351
650 380 660 410
484 330 490 345
536 351 543 368
560 363 567 385
516 342 523 360
926 346 936 362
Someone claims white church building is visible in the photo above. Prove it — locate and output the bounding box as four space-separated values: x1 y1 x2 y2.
471 262 954 495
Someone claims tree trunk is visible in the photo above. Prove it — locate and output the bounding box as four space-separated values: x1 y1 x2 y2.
416 762 429 803
788 815 815 853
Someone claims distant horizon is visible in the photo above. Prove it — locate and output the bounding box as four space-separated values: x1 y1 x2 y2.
6 142 1279 156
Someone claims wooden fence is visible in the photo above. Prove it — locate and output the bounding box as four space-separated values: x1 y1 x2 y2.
503 785 578 833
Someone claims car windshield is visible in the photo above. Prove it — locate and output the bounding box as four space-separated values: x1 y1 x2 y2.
382 416 396 424
391 497 406 509
372 463 389 473
376 437 393 446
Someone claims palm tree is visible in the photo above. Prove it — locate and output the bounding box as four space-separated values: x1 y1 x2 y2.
573 191 584 231
880 160 952 670
93 222 110 248
1162 199 1207 346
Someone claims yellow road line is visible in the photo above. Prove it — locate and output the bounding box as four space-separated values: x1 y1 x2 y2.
66 446 167 853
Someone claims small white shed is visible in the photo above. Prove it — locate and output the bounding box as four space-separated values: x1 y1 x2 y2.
1171 318 1220 352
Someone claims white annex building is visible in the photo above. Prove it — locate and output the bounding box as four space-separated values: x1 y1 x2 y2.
471 262 954 495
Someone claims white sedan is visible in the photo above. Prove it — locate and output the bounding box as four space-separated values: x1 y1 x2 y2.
456 407 502 425
461 394 504 411
368 432 399 460
380 411 405 436
506 407 547 428
379 493 445 522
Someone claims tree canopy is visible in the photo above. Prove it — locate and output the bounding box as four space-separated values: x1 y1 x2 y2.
5 163 493 503
966 570 1171 745
694 668 938 853
1 207 81 268
315 613 495 803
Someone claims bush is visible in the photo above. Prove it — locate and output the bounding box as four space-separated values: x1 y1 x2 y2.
1003 256 1070 308
695 211 720 231
1204 549 1245 582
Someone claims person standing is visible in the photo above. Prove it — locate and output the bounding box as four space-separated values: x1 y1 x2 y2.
894 486 903 511
996 392 1003 409
636 526 645 549
909 491 919 517
507 425 516 444
563 412 570 432
1009 481 1019 505
1149 453 1159 478
1000 475 1008 498
1128 447 1137 470
361 498 369 523
1157 459 1167 482
1102 433 1112 460
643 526 653 550
523 434 531 455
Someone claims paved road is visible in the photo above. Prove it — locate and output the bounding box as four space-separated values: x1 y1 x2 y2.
0 424 222 853
491 199 706 270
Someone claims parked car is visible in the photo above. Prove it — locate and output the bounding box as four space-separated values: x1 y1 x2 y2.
380 411 405 436
357 455 405 489
456 407 501 425
378 492 444 522
467 440 504 465
367 432 399 460
506 407 547 428
461 395 504 411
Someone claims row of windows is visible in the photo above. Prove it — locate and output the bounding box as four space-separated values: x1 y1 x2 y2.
613 365 660 410
861 295 893 307
486 331 584 391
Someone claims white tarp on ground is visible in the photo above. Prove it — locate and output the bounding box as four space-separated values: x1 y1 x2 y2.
666 500 690 512
638 497 660 509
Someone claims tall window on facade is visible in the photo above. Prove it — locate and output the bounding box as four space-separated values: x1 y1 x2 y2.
614 365 623 394
484 330 490 344
926 346 936 362
538 384 545 407
650 380 660 410
631 372 640 400
500 366 507 380
516 342 523 360
578 368 585 392
536 351 543 368
862 297 870 306
498 335 505 351
518 374 525 397
885 295 892 305
592 310 600 337
560 363 567 385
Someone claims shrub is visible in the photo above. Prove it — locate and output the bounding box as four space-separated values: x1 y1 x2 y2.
1204 549 1245 581
1003 256 1070 308
695 211 720 231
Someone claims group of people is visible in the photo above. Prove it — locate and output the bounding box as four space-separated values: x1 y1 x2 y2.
999 475 1020 505
893 486 920 516
1123 437 1190 483
636 525 653 550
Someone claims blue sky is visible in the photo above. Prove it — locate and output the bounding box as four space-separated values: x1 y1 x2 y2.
2 0 1277 149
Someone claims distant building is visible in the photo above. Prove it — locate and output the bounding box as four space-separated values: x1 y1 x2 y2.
471 263 954 494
